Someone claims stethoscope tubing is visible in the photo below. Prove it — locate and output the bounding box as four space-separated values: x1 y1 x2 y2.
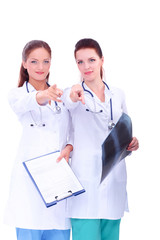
26 81 60 109
82 80 113 121
25 81 61 127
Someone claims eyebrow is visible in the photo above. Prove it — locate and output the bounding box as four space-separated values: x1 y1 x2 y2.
30 58 51 60
77 56 95 61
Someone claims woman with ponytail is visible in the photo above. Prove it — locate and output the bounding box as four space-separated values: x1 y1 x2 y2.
4 40 72 240
62 38 139 240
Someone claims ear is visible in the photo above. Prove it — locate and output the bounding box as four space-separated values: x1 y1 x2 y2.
101 56 104 64
22 61 27 69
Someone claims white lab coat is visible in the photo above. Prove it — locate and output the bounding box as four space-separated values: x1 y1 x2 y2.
62 82 129 220
4 82 71 230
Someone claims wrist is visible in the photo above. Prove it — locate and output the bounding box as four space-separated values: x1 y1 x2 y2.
70 91 76 102
36 91 49 105
66 144 73 152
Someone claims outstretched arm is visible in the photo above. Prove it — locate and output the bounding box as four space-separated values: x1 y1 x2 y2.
36 84 63 105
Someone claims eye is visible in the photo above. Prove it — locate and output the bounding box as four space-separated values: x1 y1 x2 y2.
77 60 83 65
44 60 50 64
31 60 37 64
89 58 96 62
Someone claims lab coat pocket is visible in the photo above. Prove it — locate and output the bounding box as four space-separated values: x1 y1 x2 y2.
113 159 127 182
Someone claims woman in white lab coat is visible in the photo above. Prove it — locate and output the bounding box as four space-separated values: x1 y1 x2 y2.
62 38 139 240
4 40 72 240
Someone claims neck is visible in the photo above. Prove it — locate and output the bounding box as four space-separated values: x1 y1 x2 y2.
84 78 105 102
29 79 48 91
84 78 104 93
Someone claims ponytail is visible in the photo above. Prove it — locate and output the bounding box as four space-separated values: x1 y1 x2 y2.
18 64 29 87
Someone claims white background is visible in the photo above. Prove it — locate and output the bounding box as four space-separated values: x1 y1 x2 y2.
0 0 160 239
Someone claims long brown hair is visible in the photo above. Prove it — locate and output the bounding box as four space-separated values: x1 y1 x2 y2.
18 40 51 87
74 38 103 78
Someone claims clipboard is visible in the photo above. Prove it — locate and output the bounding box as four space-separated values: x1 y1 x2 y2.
101 113 132 182
23 151 85 207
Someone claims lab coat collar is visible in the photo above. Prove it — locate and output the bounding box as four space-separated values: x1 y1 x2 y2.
25 81 36 93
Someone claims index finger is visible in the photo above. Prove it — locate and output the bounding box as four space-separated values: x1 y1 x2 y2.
50 85 63 97
51 84 57 89
79 91 85 104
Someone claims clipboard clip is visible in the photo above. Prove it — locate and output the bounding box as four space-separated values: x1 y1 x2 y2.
55 190 72 201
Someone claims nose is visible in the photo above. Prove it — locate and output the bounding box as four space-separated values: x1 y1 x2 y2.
84 62 90 69
37 62 44 70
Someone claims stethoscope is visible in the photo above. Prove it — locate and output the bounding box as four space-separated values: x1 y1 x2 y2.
26 81 61 127
82 81 115 130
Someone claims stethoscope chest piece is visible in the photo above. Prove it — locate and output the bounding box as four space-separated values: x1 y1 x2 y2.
108 121 115 130
53 105 61 114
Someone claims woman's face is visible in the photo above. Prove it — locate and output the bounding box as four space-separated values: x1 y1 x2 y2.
75 48 104 82
23 47 51 82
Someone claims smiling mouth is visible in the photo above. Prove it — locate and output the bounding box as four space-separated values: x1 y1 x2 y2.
36 72 44 75
84 71 93 75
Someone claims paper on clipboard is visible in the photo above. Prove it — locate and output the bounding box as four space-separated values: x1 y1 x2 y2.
101 113 132 182
23 151 85 207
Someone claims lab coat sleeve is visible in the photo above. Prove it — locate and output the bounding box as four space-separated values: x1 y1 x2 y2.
120 89 128 114
8 87 41 117
61 87 80 110
59 103 74 151
66 111 74 147
120 89 133 153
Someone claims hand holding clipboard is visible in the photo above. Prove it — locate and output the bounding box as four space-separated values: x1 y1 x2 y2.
23 151 85 207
